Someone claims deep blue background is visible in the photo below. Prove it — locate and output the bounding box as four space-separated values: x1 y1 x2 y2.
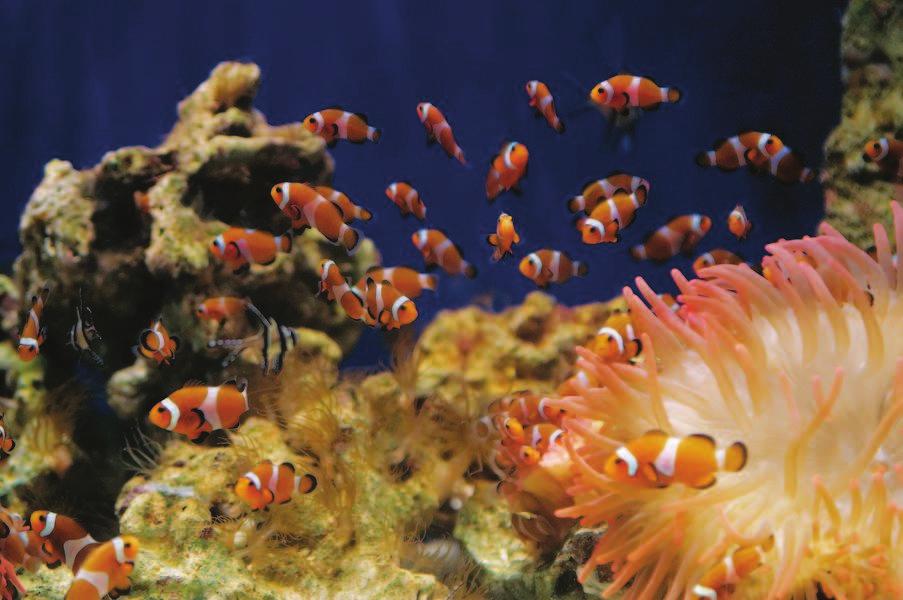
1 1 843 367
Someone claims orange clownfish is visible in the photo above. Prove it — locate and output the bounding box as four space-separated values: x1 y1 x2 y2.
210 227 293 274
0 415 15 463
692 537 773 599
577 187 648 244
567 172 651 215
271 183 361 254
133 318 180 365
589 74 681 113
693 249 744 276
501 422 565 467
195 296 248 324
64 536 138 600
519 249 587 288
411 229 476 278
694 132 784 171
488 391 566 427
317 259 366 321
525 80 564 133
604 430 747 489
133 190 151 214
314 186 373 223
0 510 41 571
588 311 642 362
746 145 815 184
234 461 317 511
385 181 426 220
355 266 437 300
728 204 752 240
487 213 520 261
362 279 418 330
29 511 99 572
630 214 712 262
863 136 903 180
486 142 529 201
17 285 49 362
302 108 380 146
416 102 466 165
148 379 249 443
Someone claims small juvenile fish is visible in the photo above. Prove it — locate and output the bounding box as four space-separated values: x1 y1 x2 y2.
630 214 712 262
318 260 366 321
411 229 476 278
588 310 642 362
385 181 426 220
693 249 744 275
486 142 529 201
502 422 565 466
195 296 249 323
605 430 747 489
0 414 15 463
692 538 773 599
525 80 564 133
745 145 815 184
314 186 373 223
133 190 151 214
486 213 520 261
728 204 752 240
17 285 49 362
577 188 647 244
355 266 437 299
133 318 179 366
271 183 361 254
234 461 317 511
416 102 466 165
149 379 249 443
362 278 418 330
519 249 587 288
567 172 651 214
695 132 784 171
589 74 681 113
29 511 99 572
64 535 138 600
68 291 103 366
210 227 293 274
863 136 903 180
302 108 381 146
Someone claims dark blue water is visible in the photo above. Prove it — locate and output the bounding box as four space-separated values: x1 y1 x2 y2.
1 1 843 367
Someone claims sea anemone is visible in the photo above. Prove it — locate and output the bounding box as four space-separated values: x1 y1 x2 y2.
550 202 903 598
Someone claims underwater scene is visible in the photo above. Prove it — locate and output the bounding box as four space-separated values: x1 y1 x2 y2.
1 1 902 598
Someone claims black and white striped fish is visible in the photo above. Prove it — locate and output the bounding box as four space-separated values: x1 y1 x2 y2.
207 304 297 375
68 292 103 367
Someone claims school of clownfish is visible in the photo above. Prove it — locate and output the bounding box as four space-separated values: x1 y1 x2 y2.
6 73 903 600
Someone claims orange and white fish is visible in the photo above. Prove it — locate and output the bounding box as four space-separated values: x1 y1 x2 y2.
195 297 248 323
318 259 366 321
416 102 466 165
314 186 373 223
745 145 815 184
362 278 418 330
64 536 138 600
486 142 529 201
234 461 317 511
488 390 566 427
604 430 747 489
271 183 361 254
728 204 752 240
0 510 41 571
588 310 642 362
502 422 565 467
487 213 520 261
148 379 249 443
519 249 587 288
29 511 99 572
302 108 380 146
210 227 293 273
692 537 773 599
577 188 647 244
385 181 426 220
354 266 437 299
411 229 476 278
694 132 784 171
567 172 651 214
133 190 151 214
133 318 179 365
693 249 744 275
17 285 49 362
0 415 15 463
630 214 712 262
525 80 564 133
589 74 681 112
863 136 903 180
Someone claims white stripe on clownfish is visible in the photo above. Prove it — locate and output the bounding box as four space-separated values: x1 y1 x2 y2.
626 76 641 105
615 446 639 477
653 437 681 478
199 386 223 431
64 534 98 569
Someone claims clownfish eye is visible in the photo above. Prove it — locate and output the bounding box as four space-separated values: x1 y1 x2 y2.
597 86 604 95
38 515 45 522
124 542 131 549
157 406 165 413
614 458 624 465
766 139 773 146
874 143 881 151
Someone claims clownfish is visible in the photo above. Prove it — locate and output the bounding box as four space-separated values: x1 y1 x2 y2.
416 102 466 165
588 310 642 362
271 183 361 254
589 74 681 113
361 278 418 330
385 181 426 220
148 379 249 443
692 537 774 599
501 422 565 467
577 188 648 244
133 190 151 214
486 213 520 261
411 229 476 278
195 296 248 324
486 142 529 201
519 249 587 288
0 416 15 463
234 461 318 511
0 510 42 572
210 227 293 274
64 536 138 600
302 108 380 146
694 132 784 171
318 260 366 321
745 145 815 184
728 204 752 240
567 172 651 214
693 249 744 275
133 318 179 366
525 80 564 133
29 511 99 572
17 285 49 362
605 430 747 489
488 391 566 427
630 214 712 262
355 266 437 299
68 291 102 367
314 186 373 223
863 136 903 180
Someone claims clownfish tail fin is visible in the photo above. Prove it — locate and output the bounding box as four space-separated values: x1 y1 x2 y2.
723 442 748 472
368 127 381 142
486 233 499 247
665 87 681 103
419 274 438 291
463 263 477 279
630 245 646 261
344 228 362 255
295 473 318 494
694 151 713 168
567 196 585 214
634 186 648 205
358 207 373 221
575 261 588 277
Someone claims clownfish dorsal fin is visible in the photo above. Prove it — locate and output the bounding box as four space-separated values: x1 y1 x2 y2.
324 105 344 111
280 462 295 473
643 429 669 440
354 112 369 123
182 379 205 388
686 433 716 449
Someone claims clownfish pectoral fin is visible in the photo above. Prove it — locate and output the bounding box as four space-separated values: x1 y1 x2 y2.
693 474 717 489
513 232 520 243
541 266 553 280
190 431 209 444
640 463 660 484
487 234 499 247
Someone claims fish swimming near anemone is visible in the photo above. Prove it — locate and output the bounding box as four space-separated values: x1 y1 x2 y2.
17 284 49 362
728 203 752 240
519 249 587 288
64 535 138 600
630 214 711 261
693 248 744 275
148 379 249 443
302 108 381 146
577 187 647 244
207 303 298 375
234 460 318 511
28 511 99 572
